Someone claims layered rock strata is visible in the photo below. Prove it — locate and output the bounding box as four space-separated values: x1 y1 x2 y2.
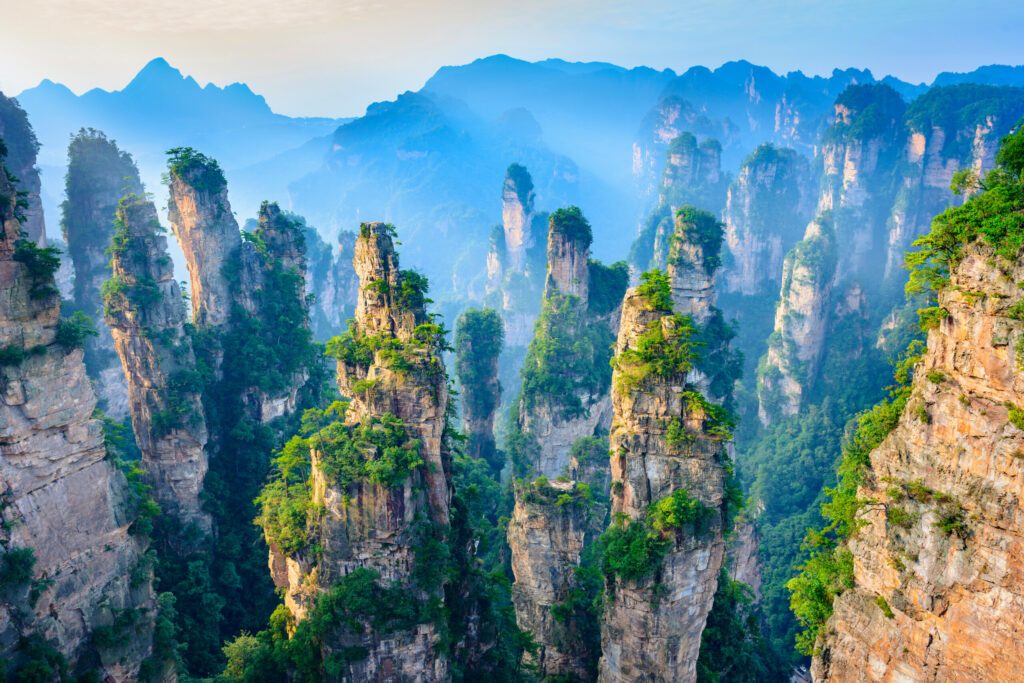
597 284 730 683
812 240 1024 681
0 150 157 680
104 194 210 530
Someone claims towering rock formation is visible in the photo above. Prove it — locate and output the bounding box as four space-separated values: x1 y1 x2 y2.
455 307 503 473
502 163 537 274
61 129 145 418
721 144 815 297
808 137 1024 678
598 271 732 683
757 216 838 423
0 93 45 245
166 148 241 329
631 134 728 273
104 194 210 530
264 222 452 680
507 207 627 679
883 84 1024 284
0 147 158 680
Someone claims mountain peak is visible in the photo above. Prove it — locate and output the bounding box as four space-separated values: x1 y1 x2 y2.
126 57 187 90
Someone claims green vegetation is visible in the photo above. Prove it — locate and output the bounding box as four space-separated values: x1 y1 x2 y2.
519 292 616 420
549 205 593 247
675 205 725 275
696 569 788 682
905 84 1024 158
455 308 504 471
0 547 37 591
827 84 907 142
13 239 61 300
166 147 227 193
636 268 673 310
505 163 534 207
600 489 713 584
874 595 895 619
55 310 98 350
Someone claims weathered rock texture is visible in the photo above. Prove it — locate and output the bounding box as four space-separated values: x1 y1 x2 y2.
812 241 1024 681
61 129 144 419
598 286 730 683
167 158 241 329
105 194 210 530
757 217 837 423
721 144 814 297
304 226 358 340
270 222 451 680
0 93 45 244
0 153 156 680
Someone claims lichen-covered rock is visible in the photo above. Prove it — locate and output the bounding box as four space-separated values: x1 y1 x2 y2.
61 129 145 419
105 194 210 530
812 242 1024 681
0 150 158 680
597 285 730 683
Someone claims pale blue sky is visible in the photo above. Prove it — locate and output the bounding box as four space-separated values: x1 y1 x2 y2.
3 0 1023 117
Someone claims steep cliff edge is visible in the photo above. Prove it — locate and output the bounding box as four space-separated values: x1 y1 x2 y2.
61 129 145 418
0 147 158 680
261 222 452 680
598 270 735 683
790 126 1024 680
0 93 45 244
104 194 210 530
304 225 358 340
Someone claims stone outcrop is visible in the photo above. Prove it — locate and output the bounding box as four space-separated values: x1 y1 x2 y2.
721 144 814 296
269 222 452 680
167 152 241 329
502 163 536 274
0 149 157 680
757 217 837 423
598 284 730 683
104 194 210 530
0 93 45 245
812 240 1024 681
61 129 144 419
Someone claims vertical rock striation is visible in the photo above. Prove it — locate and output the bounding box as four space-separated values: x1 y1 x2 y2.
61 129 144 418
598 275 731 683
0 147 157 680
721 144 814 297
266 222 452 680
304 225 358 340
502 162 536 274
104 194 210 530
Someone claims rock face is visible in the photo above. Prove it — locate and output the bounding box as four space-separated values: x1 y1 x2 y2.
757 217 837 423
508 207 623 679
813 241 1024 680
61 130 144 419
270 222 452 680
0 93 45 245
721 144 814 296
502 163 536 273
631 133 728 273
598 285 730 683
167 154 241 329
0 150 156 680
105 194 210 530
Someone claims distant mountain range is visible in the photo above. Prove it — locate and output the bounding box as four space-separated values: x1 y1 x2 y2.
10 56 1024 300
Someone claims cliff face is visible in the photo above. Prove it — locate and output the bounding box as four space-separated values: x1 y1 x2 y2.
167 153 241 329
812 241 1024 681
502 164 536 274
268 222 451 680
104 195 210 530
304 226 357 340
0 93 45 245
455 308 503 473
0 155 156 679
721 144 814 296
757 217 837 423
598 284 729 683
61 130 145 419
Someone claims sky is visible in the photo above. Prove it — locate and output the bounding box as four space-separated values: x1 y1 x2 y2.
2 0 1023 118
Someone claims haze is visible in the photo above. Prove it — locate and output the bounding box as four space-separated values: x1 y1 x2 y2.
4 0 1024 117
